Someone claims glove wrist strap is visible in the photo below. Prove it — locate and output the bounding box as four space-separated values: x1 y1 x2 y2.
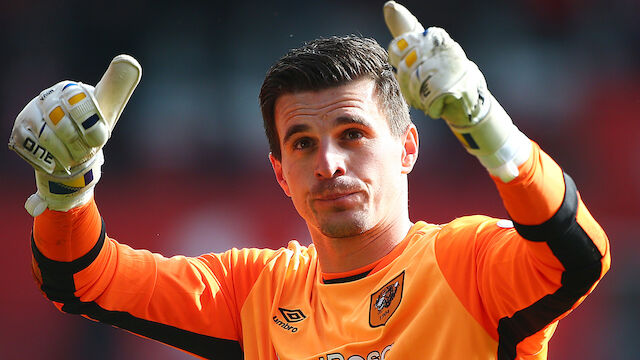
447 94 531 183
27 152 103 216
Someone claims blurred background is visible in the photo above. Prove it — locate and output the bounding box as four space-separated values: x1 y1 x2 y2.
1 0 638 358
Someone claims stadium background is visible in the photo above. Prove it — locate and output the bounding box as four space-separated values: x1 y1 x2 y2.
1 0 638 358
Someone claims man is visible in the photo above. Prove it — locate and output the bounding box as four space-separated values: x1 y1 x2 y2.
9 2 609 359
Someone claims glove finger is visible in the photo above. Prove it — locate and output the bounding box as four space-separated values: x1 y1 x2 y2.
9 98 57 174
389 34 416 69
394 39 424 101
406 64 431 111
36 121 74 171
45 110 90 162
10 120 56 174
59 83 109 148
422 27 455 51
38 83 96 164
10 95 88 175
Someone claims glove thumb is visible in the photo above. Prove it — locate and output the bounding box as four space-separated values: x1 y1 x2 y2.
383 1 425 38
94 54 142 133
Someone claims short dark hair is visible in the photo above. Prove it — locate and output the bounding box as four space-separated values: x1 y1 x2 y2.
259 35 412 160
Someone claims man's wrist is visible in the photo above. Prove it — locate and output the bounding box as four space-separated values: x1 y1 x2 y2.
447 94 532 183
28 152 103 216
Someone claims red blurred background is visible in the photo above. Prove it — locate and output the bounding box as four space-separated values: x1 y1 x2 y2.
1 0 638 359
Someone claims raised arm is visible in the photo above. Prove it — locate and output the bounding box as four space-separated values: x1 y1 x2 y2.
384 1 610 358
10 56 274 358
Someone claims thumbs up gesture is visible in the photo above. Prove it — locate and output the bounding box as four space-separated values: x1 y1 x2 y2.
384 1 486 126
383 2 532 183
8 55 142 216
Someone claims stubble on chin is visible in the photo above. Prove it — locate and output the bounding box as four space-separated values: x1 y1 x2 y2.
316 210 370 238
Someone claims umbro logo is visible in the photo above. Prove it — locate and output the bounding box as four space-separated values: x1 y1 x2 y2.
279 308 306 323
273 307 307 333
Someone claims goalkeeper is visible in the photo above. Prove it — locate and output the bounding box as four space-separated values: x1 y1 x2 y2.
9 2 609 359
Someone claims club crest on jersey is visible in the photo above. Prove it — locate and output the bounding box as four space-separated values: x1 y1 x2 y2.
369 271 404 327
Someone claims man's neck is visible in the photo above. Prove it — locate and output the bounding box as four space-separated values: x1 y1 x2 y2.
310 216 413 274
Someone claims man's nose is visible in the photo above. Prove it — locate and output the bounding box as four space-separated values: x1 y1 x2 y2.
314 140 346 179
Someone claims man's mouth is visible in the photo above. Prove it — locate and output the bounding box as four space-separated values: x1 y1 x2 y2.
315 191 358 201
310 179 364 206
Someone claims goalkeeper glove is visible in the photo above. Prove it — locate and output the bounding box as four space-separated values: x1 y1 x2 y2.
384 1 531 183
8 55 141 216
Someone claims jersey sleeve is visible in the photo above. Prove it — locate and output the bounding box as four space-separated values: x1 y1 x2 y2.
435 141 610 359
31 198 276 359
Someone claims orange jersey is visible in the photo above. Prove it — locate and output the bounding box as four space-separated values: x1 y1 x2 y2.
31 142 610 359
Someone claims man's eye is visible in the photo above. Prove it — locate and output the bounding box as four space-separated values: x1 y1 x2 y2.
293 138 313 150
344 129 364 140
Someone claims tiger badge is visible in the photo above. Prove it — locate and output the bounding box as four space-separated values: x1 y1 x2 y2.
369 271 405 327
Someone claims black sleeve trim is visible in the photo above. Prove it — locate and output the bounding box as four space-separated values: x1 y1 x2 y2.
32 217 106 304
63 301 244 359
32 217 244 359
497 172 604 360
31 217 106 274
512 172 578 242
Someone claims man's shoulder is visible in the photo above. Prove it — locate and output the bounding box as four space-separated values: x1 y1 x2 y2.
438 215 513 234
404 217 508 248
196 241 318 282
258 240 318 273
196 241 316 268
427 215 516 252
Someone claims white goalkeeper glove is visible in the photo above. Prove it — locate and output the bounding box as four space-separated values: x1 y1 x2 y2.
8 55 142 217
384 1 531 182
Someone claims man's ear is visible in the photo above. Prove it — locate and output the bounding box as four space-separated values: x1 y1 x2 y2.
269 153 291 197
401 124 419 174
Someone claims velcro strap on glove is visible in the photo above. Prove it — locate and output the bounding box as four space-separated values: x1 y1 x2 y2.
26 151 103 217
448 94 532 182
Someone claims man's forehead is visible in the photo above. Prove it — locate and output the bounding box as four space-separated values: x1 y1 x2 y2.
273 78 379 128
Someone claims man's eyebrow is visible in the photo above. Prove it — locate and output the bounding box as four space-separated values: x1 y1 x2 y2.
282 116 372 144
283 123 311 144
335 115 373 128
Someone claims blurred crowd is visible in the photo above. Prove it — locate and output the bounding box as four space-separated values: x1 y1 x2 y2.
1 0 638 359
